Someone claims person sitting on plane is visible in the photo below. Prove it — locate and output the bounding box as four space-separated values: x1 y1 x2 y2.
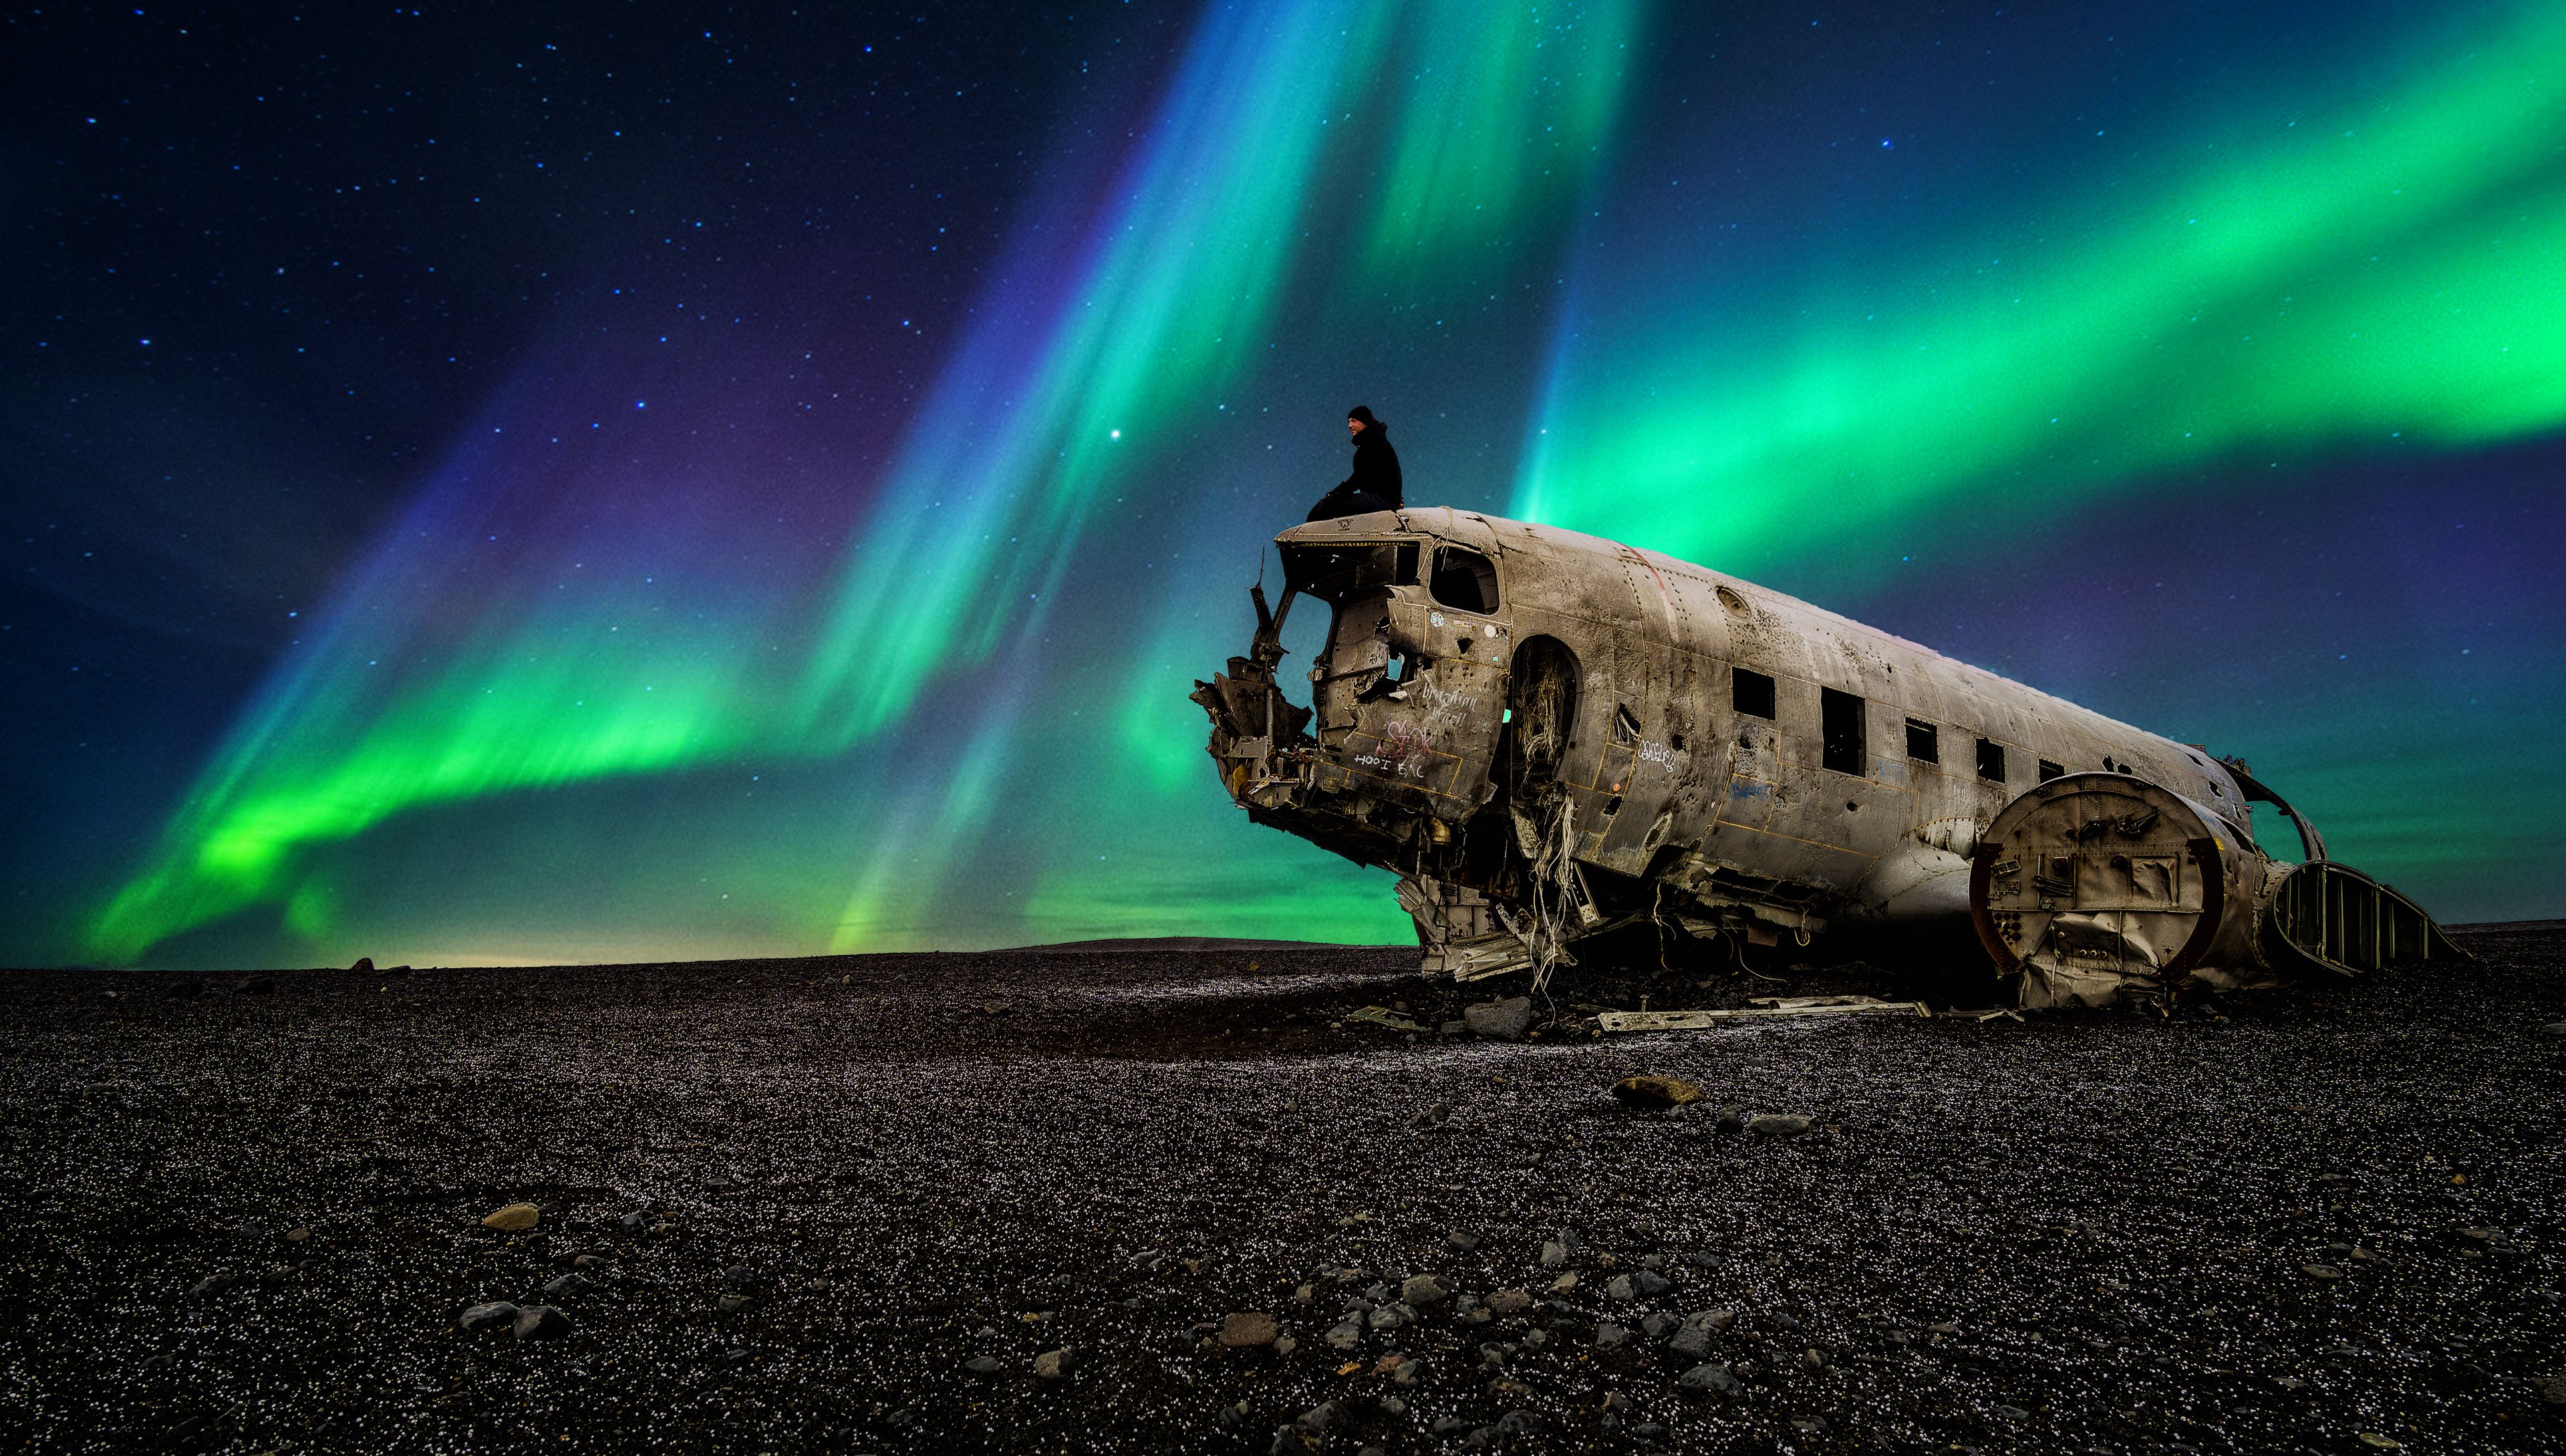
1306 405 1404 521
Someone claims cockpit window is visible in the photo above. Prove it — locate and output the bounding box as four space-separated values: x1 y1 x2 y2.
1281 542 1418 603
1429 547 1500 614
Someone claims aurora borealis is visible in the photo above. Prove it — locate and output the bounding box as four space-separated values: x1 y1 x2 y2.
7 1 2562 969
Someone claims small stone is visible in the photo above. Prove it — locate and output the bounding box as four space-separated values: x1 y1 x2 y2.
541 1274 590 1298
1606 1274 1636 1302
480 1203 540 1233
1802 1346 1826 1373
1714 1105 1747 1133
964 1355 1004 1376
2534 1372 2566 1406
617 1212 646 1235
282 1227 313 1245
1463 996 1534 1042
720 1265 761 1291
1400 1274 1453 1308
1298 1401 1344 1432
1600 1391 1630 1413
716 1293 752 1313
186 1272 236 1298
1367 1306 1406 1330
1595 1323 1634 1348
1539 1240 1569 1267
1548 1272 1578 1294
511 1304 571 1341
2543 1021 2566 1038
457 1301 518 1332
1610 1075 1703 1109
1379 1396 1407 1416
2356 1436 2402 1451
2301 1264 2345 1280
1273 1334 1298 1356
1641 1311 1678 1339
573 1254 605 1270
1325 1321 1363 1350
1677 1362 1739 1394
1446 1231 1481 1251
1220 1312 1279 1347
1487 1288 1533 1315
1745 1113 1816 1138
349 956 374 972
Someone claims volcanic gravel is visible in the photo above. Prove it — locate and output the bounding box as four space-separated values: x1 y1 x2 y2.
3 927 2563 1454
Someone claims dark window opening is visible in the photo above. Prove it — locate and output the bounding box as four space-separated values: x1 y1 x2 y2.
1428 547 1499 614
1821 688 1866 775
1612 704 1641 746
2038 758 2065 782
1906 718 1938 763
1732 667 1775 720
1976 738 2005 782
1281 542 1417 603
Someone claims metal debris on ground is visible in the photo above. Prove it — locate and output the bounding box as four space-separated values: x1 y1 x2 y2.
1344 1005 1427 1033
1595 996 1930 1032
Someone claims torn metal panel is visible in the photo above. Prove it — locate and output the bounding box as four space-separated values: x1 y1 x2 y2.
1596 1000 1929 1031
1193 507 2466 1011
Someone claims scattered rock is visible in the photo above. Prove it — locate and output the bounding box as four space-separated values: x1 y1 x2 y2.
1595 1323 1635 1348
2534 1371 2566 1406
1677 1362 1740 1394
1297 1401 1344 1432
458 1302 518 1332
964 1355 1003 1376
186 1272 237 1298
1399 1274 1453 1308
1605 1274 1636 1302
349 958 374 974
1220 1312 1279 1347
2301 1264 2346 1280
541 1274 591 1298
1745 1113 1817 1138
1446 1231 1481 1252
1325 1322 1363 1350
282 1227 313 1245
1641 1311 1678 1338
617 1212 646 1235
1548 1272 1578 1294
1486 1288 1534 1316
1714 1105 1747 1133
511 1304 571 1341
720 1265 762 1291
1463 996 1534 1042
1610 1075 1703 1109
1538 1241 1569 1267
2542 1021 2566 1038
716 1293 753 1313
1274 1334 1298 1356
480 1203 540 1233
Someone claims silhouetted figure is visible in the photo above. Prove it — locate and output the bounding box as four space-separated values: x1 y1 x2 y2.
1306 405 1404 521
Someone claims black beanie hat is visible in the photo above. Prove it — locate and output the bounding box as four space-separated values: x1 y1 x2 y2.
1348 405 1382 427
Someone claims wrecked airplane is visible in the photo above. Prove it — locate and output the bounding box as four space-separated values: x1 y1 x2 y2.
1192 508 2466 1008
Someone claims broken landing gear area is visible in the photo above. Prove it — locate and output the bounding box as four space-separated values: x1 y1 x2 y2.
1193 508 2468 1014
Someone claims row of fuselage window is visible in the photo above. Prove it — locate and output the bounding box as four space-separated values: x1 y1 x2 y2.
1729 666 2062 787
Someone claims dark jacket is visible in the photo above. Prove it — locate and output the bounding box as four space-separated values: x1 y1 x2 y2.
1307 426 1403 521
1344 426 1403 506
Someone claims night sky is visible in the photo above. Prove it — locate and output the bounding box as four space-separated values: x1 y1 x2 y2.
7 1 2561 970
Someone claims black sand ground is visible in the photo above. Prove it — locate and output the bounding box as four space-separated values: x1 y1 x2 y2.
3 927 2562 1455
